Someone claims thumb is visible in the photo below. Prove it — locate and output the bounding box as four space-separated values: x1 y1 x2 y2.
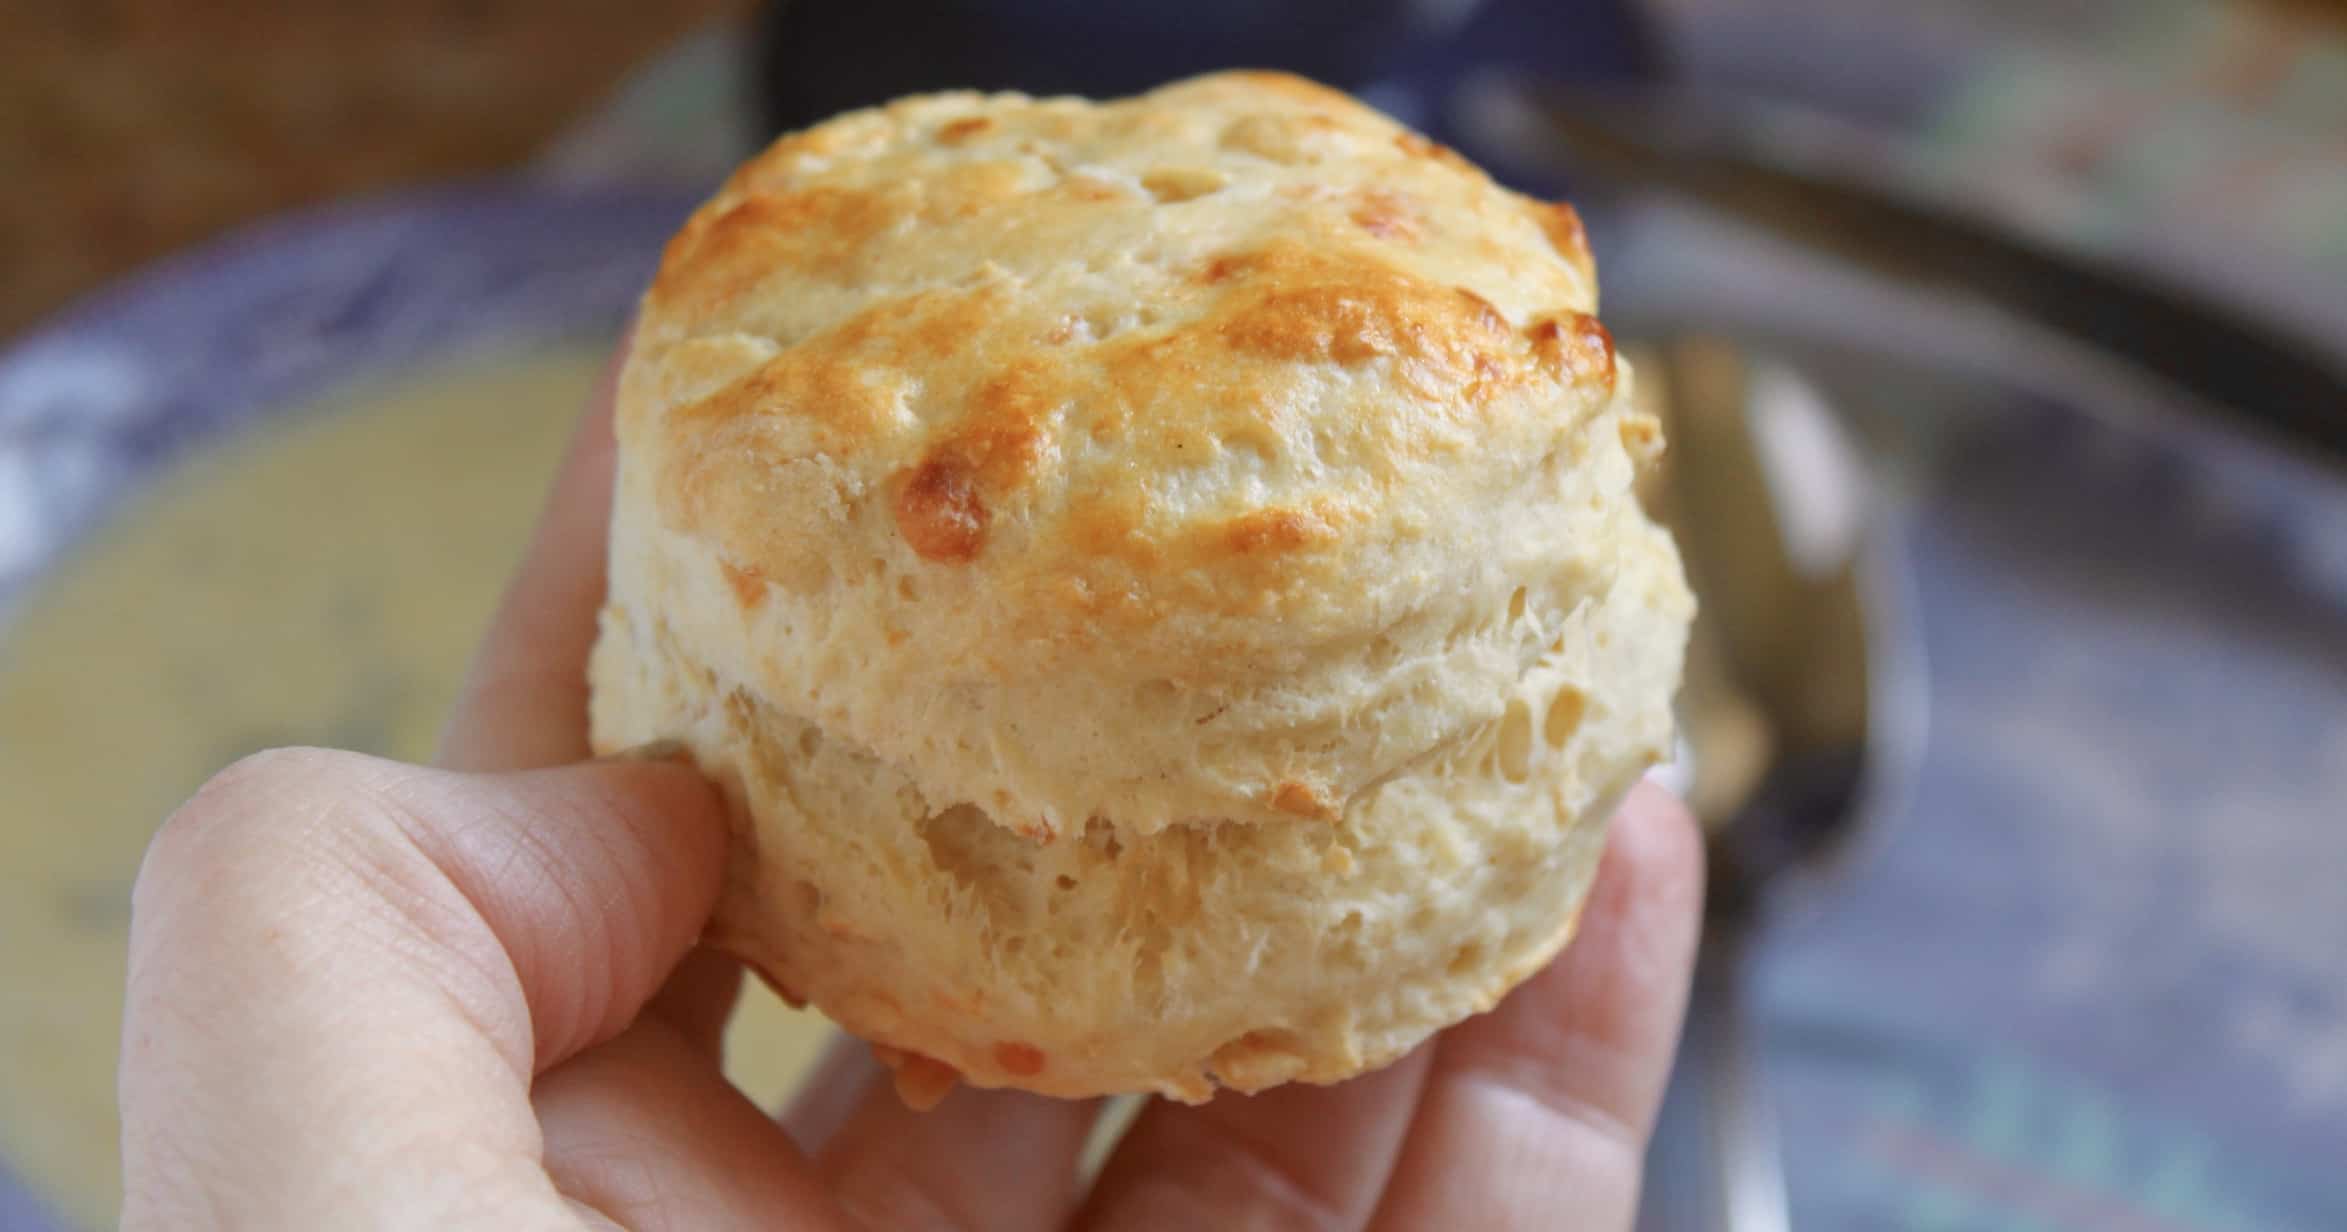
120 745 726 1230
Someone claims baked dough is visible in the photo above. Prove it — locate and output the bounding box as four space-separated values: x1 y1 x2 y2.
589 71 1691 1103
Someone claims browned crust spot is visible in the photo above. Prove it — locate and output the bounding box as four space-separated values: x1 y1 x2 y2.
1207 1029 1311 1089
1196 246 1520 400
1064 175 1132 203
1270 780 1337 820
1198 253 1250 284
894 455 989 562
1454 286 1507 334
1008 815 1060 843
1394 130 1469 168
1529 311 1617 389
937 115 993 144
650 186 901 311
994 1041 1047 1077
1533 200 1594 277
719 560 768 611
872 1045 961 1110
1350 189 1422 242
1220 283 1406 365
1221 506 1334 556
958 363 1056 487
1140 167 1228 203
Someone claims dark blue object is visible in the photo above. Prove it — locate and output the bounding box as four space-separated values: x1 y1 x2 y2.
751 0 1655 168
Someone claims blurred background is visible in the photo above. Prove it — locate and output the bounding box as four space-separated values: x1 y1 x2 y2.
1 2 2342 1229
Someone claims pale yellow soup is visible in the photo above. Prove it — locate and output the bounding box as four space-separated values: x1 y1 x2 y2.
0 348 829 1228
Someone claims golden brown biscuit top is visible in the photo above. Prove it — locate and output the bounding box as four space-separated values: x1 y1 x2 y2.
625 71 1615 673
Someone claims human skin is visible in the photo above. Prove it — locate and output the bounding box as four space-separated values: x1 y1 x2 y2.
117 344 1703 1231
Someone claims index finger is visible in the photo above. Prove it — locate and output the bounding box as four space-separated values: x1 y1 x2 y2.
437 337 627 773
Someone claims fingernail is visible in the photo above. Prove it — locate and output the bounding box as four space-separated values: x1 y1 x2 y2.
607 738 692 765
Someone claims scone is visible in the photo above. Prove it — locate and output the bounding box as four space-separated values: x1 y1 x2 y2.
588 70 1692 1105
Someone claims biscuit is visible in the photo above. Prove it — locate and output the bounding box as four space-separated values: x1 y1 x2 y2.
589 71 1691 1103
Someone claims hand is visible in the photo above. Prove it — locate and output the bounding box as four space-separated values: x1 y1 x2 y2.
119 348 1704 1231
